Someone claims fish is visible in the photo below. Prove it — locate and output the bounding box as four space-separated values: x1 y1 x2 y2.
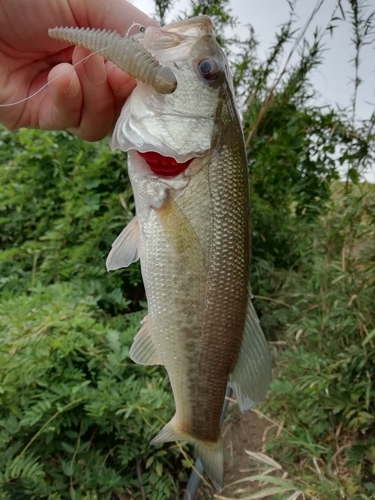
108 16 272 490
49 15 272 490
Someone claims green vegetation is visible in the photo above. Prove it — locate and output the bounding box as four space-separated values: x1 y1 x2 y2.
253 185 375 499
0 129 186 499
0 0 374 499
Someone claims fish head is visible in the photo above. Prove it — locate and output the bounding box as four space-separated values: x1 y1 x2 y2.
111 16 241 165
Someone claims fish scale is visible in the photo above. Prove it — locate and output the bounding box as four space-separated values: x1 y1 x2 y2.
105 16 272 490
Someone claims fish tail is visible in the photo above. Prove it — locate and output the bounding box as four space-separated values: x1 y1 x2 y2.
150 418 224 490
193 438 224 491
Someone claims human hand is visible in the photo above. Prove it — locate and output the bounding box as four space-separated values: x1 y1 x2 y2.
0 0 158 141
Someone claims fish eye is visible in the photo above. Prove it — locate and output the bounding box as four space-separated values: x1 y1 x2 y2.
198 58 219 80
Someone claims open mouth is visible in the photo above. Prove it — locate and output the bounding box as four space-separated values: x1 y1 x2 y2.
137 151 193 177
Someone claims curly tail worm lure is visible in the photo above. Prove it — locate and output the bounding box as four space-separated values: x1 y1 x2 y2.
49 27 177 95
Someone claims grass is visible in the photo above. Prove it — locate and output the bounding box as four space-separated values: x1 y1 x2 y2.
216 181 375 500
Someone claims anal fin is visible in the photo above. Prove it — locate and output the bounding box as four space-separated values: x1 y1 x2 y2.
129 315 163 366
154 194 205 264
230 293 272 412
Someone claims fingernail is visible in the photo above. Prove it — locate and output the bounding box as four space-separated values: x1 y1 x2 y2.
83 56 106 85
65 72 80 97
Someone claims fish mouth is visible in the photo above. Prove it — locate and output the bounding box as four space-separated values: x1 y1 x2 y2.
137 151 194 177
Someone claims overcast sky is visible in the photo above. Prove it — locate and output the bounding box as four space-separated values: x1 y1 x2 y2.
133 0 375 181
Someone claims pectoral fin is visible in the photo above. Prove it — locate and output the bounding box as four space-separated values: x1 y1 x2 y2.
154 194 205 264
230 294 272 412
130 315 163 366
106 216 139 271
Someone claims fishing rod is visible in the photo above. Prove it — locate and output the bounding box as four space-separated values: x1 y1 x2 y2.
182 384 233 500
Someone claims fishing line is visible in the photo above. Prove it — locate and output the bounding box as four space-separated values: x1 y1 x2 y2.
0 50 104 108
0 23 146 109
125 22 144 37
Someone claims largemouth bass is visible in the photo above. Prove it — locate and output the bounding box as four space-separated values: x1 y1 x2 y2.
110 16 272 490
50 15 272 490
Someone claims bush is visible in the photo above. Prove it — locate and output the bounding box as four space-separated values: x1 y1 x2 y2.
0 127 141 309
0 283 182 499
0 128 186 499
260 184 375 498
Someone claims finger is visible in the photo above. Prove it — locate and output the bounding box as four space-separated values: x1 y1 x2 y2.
106 61 136 98
69 0 160 35
106 61 137 128
68 47 116 141
42 62 83 130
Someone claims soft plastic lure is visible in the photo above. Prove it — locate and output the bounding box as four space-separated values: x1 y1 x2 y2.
49 27 177 94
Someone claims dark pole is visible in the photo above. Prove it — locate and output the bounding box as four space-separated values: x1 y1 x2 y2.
182 384 233 500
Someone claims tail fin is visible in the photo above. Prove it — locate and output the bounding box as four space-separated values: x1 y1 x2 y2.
193 438 224 491
150 418 224 491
